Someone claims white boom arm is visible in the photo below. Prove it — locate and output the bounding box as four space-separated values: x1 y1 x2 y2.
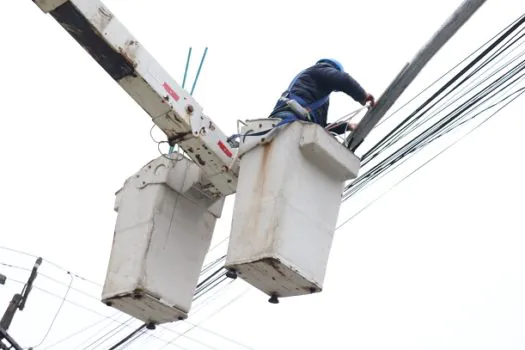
31 0 238 198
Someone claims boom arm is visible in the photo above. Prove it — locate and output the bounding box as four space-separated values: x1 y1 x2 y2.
31 0 238 198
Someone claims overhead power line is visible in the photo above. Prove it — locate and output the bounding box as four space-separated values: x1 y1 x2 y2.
172 12 525 287
336 85 525 231
107 323 148 350
4 12 525 350
342 13 525 204
147 16 525 348
0 244 233 350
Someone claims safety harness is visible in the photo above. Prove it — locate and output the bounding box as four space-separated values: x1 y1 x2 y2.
274 69 330 124
226 70 330 147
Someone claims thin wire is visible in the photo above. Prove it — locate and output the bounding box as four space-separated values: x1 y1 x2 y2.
40 313 120 350
0 262 29 272
207 237 229 254
5 277 192 349
183 317 254 350
361 15 525 160
1 245 231 310
193 274 228 301
370 13 525 130
1 262 103 304
122 328 159 350
365 40 525 163
328 106 367 126
350 57 525 196
195 268 225 292
337 86 525 231
154 323 220 350
389 61 525 163
342 19 525 201
77 317 133 350
423 68 525 145
150 124 164 144
1 257 227 323
160 288 252 350
200 255 227 275
332 15 525 175
158 140 185 161
194 273 228 301
28 272 74 349
0 246 101 287
151 112 187 160
190 280 235 316
436 85 525 138
121 328 149 349
136 311 237 350
325 107 366 131
107 323 148 350
193 275 228 302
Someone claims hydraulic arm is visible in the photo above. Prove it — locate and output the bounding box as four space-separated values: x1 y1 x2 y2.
30 0 238 198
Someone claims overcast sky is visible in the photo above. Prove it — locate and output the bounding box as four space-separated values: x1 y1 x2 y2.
1 0 525 349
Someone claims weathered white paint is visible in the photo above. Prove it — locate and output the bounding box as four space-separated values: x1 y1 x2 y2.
102 156 224 324
225 120 360 299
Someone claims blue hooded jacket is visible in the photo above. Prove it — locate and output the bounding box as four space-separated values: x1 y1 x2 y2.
269 60 368 134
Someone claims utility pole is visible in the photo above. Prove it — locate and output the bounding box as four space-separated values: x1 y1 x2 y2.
0 257 42 350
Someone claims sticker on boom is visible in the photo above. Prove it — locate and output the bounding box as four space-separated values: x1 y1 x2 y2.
162 83 180 102
217 141 233 158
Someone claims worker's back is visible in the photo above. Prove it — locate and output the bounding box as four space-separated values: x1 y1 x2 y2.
270 60 369 129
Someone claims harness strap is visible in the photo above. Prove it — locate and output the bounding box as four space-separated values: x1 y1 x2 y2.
277 70 329 123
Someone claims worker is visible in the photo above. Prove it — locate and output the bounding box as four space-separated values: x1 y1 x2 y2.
269 58 375 134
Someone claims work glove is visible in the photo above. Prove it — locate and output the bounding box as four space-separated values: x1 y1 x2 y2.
364 93 376 107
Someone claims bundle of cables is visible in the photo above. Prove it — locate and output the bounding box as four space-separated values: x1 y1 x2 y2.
119 12 525 350
175 15 525 337
342 13 525 203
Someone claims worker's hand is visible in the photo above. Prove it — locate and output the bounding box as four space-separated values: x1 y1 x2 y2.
347 122 358 131
364 93 375 108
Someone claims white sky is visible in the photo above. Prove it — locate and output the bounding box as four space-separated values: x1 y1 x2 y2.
1 0 525 349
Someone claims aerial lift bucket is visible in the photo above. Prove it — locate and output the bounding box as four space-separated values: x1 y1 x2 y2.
225 118 360 302
101 155 225 324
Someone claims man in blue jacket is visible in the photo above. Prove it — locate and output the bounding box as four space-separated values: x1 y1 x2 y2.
269 58 375 135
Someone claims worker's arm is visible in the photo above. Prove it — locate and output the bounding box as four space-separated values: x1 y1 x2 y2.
312 66 369 105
